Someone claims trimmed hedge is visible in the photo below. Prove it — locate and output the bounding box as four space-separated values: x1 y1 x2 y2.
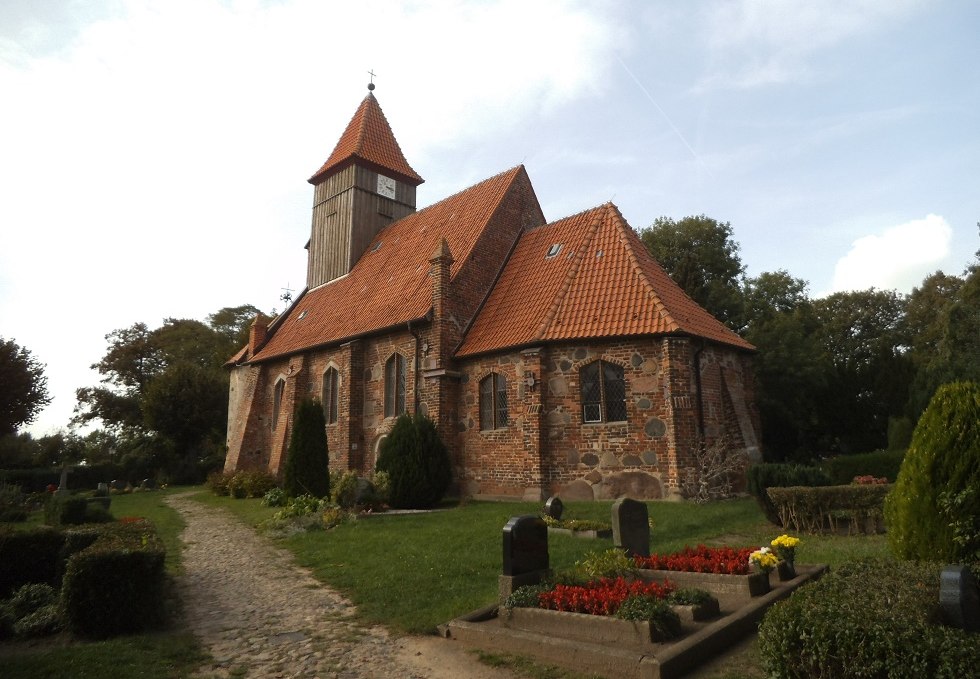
0 464 126 493
759 559 980 678
61 520 167 638
0 528 65 598
747 463 832 525
821 448 906 485
766 484 890 534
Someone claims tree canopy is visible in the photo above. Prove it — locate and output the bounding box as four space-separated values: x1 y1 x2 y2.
639 213 978 461
0 338 51 435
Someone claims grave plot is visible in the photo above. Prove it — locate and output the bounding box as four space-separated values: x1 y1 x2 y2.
443 501 827 679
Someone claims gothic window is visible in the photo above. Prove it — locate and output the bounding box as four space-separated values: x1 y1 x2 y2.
384 353 406 418
580 361 627 423
322 367 339 425
272 378 286 429
479 372 508 430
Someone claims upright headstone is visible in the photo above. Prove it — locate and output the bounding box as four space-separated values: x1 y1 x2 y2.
96 482 109 494
543 496 564 521
611 498 650 558
940 565 980 632
140 478 156 490
54 465 70 497
502 515 549 576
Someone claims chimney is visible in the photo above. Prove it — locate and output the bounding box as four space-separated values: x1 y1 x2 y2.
249 315 269 357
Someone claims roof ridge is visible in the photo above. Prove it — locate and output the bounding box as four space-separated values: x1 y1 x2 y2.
610 204 680 332
416 165 525 212
533 205 606 341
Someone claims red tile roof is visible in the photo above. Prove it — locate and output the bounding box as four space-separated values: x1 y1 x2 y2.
456 203 755 357
250 167 529 362
309 93 423 186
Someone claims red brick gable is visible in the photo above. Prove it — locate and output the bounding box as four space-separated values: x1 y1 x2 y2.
308 93 423 186
249 166 532 363
456 203 755 357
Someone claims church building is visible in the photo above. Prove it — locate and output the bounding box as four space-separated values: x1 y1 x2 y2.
223 87 761 501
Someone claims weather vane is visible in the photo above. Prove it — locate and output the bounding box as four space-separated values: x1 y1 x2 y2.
368 69 376 91
280 284 294 305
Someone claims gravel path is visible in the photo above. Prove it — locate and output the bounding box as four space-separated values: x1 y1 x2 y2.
165 493 513 679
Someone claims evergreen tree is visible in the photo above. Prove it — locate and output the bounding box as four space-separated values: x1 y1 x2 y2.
283 397 329 498
375 413 451 509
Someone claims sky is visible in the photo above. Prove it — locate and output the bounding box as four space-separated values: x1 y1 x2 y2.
2 0 978 437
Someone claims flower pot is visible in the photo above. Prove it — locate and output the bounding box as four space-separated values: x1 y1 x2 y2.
777 559 796 581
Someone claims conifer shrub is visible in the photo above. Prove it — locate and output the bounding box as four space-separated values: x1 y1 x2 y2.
375 413 451 509
884 382 980 561
283 398 330 498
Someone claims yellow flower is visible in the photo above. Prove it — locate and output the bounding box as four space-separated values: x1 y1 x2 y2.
771 535 800 550
749 548 779 572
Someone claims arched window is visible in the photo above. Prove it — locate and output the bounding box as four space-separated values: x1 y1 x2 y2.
322 367 339 425
580 361 627 423
384 353 406 418
479 372 508 430
272 378 286 429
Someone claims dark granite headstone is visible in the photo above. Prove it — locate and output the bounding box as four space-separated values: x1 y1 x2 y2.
139 478 156 490
611 498 650 558
110 479 126 491
543 496 564 520
502 515 549 576
940 565 980 632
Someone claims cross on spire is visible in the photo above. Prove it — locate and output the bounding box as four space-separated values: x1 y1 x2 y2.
367 69 376 91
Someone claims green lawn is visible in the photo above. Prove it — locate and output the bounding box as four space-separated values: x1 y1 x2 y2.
193 492 891 635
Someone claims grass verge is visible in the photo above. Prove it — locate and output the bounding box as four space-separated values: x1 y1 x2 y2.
195 494 891 635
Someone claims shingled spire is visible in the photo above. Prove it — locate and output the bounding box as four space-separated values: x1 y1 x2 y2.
306 88 424 289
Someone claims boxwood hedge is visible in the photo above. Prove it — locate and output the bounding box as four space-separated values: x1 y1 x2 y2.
759 559 980 679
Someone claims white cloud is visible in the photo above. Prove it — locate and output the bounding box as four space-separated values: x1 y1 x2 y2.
830 214 952 293
694 0 922 90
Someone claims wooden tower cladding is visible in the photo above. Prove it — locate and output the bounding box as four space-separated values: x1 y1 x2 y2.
307 166 417 288
305 91 424 289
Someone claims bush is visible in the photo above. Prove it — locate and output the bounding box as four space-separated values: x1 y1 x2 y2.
616 596 682 639
283 398 330 498
767 484 890 534
574 548 636 581
821 449 905 485
0 583 61 639
262 487 288 507
227 470 278 499
747 463 832 524
759 559 980 678
375 413 451 509
205 470 232 496
331 470 360 508
885 382 980 562
0 528 65 598
61 520 167 638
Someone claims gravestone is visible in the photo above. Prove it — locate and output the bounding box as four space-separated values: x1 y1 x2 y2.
940 565 980 632
110 479 126 491
543 496 564 521
96 482 109 494
611 497 650 558
53 465 71 497
139 478 156 490
502 515 549 576
500 515 550 602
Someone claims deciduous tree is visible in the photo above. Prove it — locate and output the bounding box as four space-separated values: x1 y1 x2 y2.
0 338 51 435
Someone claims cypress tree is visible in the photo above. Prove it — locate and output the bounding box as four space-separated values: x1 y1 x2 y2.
375 413 451 509
283 397 330 498
884 382 980 561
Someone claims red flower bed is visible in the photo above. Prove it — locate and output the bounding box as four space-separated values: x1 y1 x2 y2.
634 545 756 575
852 475 888 485
538 577 675 616
117 516 146 524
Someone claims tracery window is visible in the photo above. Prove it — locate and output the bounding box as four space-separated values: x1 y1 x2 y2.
580 361 627 423
479 372 508 430
384 353 406 418
322 367 339 425
272 378 286 429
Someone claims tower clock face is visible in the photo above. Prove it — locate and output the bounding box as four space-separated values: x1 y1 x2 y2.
377 174 396 199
